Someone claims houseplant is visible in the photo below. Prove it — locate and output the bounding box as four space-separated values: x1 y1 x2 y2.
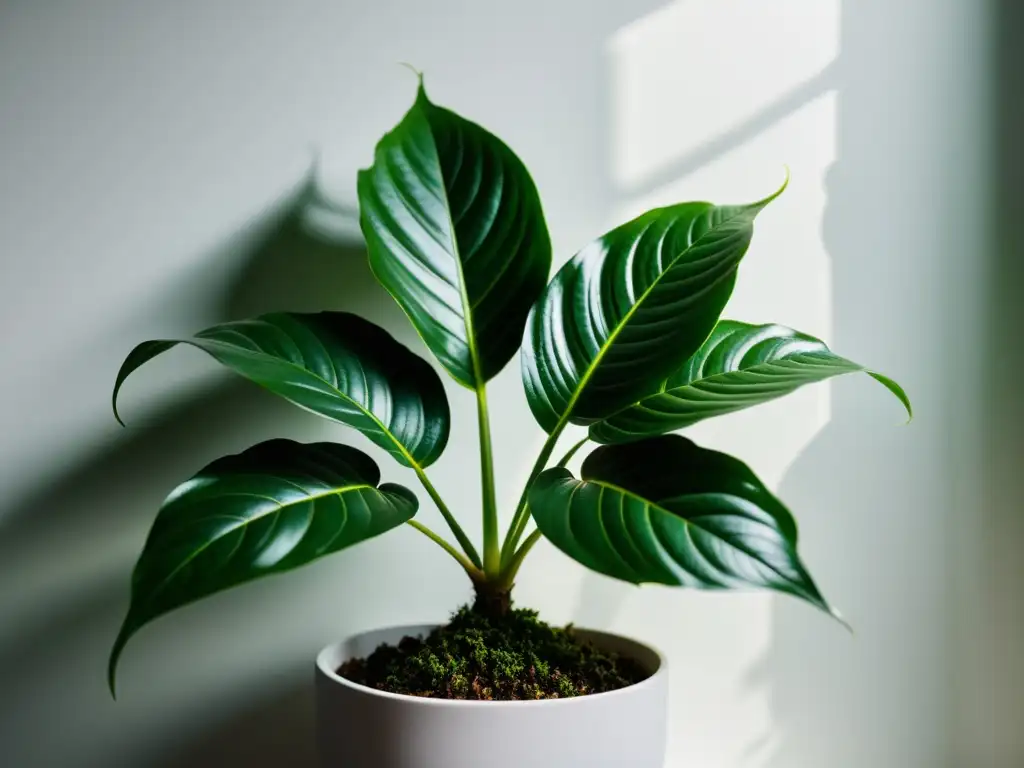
108 80 910 767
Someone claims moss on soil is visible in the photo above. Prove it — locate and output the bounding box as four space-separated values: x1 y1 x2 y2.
338 604 648 701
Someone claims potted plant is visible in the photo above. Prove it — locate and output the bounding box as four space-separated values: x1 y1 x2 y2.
108 79 910 768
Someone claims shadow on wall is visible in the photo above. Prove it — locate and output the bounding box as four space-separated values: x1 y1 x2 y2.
569 59 840 640
155 684 319 768
765 3 970 767
969 0 1024 764
0 382 322 768
222 169 403 325
0 172 402 768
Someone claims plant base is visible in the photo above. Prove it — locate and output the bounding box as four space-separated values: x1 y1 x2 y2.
338 603 647 700
471 584 512 618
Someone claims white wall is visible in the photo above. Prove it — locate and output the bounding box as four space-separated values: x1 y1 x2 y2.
0 1 1008 767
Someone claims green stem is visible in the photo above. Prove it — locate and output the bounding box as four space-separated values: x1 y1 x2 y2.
502 435 586 560
499 424 567 566
476 385 501 578
413 467 483 570
406 520 483 579
555 436 589 468
504 507 535 566
498 528 544 588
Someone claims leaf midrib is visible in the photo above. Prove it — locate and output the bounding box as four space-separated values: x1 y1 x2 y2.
141 482 374 611
176 338 425 469
596 352 861 423
583 478 801 588
420 99 485 391
545 203 756 435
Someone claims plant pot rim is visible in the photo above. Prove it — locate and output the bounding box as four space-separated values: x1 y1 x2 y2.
316 623 668 708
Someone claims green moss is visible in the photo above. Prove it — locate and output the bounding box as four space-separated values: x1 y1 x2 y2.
338 604 649 700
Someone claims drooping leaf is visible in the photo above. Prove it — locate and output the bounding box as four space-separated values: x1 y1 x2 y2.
590 321 912 442
358 80 552 388
521 180 786 435
528 435 834 615
108 439 417 694
113 312 450 468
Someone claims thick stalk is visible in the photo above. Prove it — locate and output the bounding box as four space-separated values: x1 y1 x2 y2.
476 385 501 577
406 520 483 579
499 424 566 566
472 580 512 618
413 467 482 570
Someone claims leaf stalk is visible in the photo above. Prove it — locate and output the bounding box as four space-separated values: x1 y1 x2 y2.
476 385 501 577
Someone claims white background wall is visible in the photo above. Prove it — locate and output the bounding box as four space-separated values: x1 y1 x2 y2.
0 1 1013 767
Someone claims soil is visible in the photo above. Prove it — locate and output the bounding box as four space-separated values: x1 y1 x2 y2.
338 604 649 701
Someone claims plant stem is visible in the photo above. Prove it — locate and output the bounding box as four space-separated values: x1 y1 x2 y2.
498 528 544 588
413 467 483 570
555 436 589 468
476 385 501 578
499 424 566 567
406 520 483 579
504 512 534 569
502 436 585 560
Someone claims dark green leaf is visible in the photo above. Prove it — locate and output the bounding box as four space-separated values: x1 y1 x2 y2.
109 439 417 694
529 435 834 615
590 320 912 442
358 81 552 388
113 312 450 468
521 180 786 435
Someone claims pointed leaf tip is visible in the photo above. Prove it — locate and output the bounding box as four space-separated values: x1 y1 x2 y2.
108 666 118 700
398 62 425 90
112 400 125 428
827 604 854 634
867 371 913 424
108 630 127 700
751 167 790 210
806 581 849 631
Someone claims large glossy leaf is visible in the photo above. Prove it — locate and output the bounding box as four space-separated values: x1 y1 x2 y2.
108 439 417 693
590 321 912 442
357 81 552 388
521 181 785 435
113 312 450 468
529 435 833 614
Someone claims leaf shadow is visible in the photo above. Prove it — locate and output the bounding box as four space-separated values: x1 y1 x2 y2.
221 167 404 327
154 683 319 768
0 170 408 768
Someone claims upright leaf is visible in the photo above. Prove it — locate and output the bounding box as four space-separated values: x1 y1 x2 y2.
358 81 552 388
109 440 417 693
113 312 450 468
521 180 786 435
590 321 912 442
529 435 834 615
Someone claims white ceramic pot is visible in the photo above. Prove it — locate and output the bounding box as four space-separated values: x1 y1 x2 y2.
316 624 668 768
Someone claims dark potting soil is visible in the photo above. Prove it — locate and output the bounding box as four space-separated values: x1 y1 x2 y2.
338 604 649 701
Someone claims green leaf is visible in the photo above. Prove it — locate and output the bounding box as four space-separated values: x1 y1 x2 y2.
357 80 552 388
528 435 834 615
113 312 450 468
521 179 786 435
108 439 417 694
590 320 912 442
